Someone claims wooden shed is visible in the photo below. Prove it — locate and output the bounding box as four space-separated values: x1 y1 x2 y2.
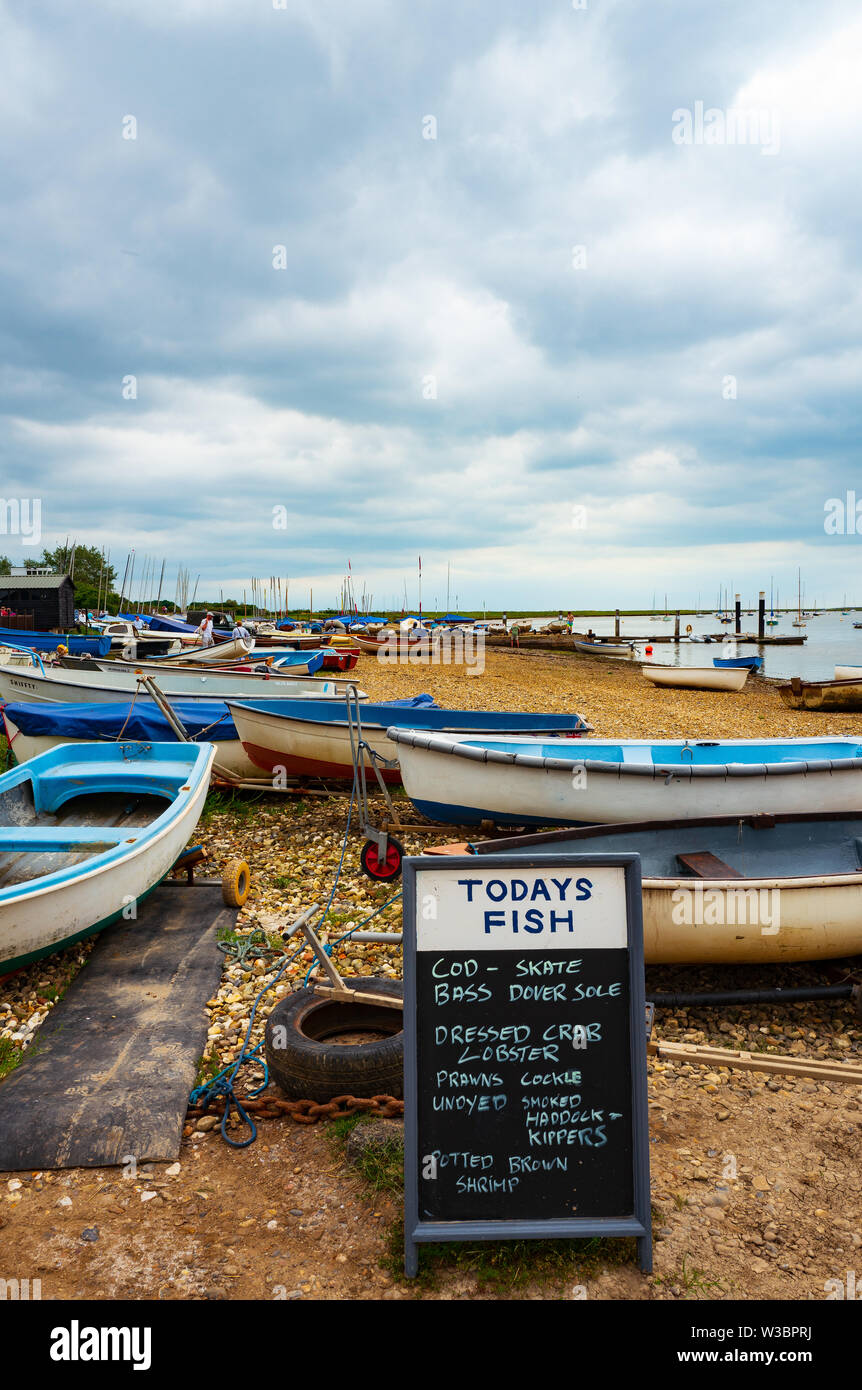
0 572 76 630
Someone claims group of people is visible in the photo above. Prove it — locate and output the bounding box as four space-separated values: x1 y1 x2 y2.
194 612 252 648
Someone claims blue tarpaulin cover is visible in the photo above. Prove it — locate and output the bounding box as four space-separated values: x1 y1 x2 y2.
4 699 237 742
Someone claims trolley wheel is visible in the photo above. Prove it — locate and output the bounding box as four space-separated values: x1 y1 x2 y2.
360 837 404 881
222 858 251 907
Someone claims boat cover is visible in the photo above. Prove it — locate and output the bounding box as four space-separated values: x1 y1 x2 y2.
4 698 238 742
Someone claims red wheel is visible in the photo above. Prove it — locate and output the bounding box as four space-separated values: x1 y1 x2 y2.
360 836 404 881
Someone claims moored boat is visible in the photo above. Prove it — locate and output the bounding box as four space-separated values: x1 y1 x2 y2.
713 655 763 671
574 640 637 657
387 730 862 826
0 626 110 656
427 812 862 964
642 664 748 691
0 741 214 974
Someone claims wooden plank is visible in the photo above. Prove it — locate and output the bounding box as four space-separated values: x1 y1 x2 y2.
676 851 744 879
649 1039 862 1084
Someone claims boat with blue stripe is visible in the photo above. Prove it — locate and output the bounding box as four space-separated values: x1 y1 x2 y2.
0 742 215 973
388 731 862 826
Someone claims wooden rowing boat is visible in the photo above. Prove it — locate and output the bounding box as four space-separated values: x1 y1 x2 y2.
0 742 214 974
778 676 862 712
426 812 862 964
573 640 636 658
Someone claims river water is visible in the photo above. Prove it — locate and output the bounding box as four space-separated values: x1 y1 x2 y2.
523 611 862 682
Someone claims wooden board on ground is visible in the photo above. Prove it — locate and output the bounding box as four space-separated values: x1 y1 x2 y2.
0 882 231 1171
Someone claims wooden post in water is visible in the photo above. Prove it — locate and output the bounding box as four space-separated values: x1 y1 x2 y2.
735 593 742 634
614 609 620 637
674 611 680 641
758 590 766 641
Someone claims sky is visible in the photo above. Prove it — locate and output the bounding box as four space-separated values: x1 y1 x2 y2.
1 0 862 611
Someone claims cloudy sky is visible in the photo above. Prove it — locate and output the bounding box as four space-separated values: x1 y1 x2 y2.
2 0 861 611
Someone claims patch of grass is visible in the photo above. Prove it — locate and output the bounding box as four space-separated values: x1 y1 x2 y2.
383 1220 637 1292
655 1255 725 1298
0 1038 22 1080
194 1053 223 1089
673 1192 688 1211
272 874 295 889
326 1114 404 1193
200 790 262 826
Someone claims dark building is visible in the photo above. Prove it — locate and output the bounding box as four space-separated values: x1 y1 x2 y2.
0 572 76 630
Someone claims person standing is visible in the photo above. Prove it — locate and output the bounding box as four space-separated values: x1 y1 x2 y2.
232 617 251 646
197 612 215 648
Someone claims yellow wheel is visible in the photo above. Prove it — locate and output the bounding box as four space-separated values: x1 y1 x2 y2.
222 858 250 907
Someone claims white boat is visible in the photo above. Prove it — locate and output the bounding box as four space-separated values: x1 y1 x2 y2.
0 663 363 706
430 813 862 964
0 741 214 974
574 640 637 657
641 664 748 691
387 731 862 827
148 636 254 665
834 665 862 681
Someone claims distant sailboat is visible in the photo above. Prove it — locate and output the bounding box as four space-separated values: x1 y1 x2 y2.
766 577 778 626
792 569 806 627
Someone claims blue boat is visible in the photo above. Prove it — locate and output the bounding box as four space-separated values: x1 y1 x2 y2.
0 741 215 973
713 655 763 671
0 699 268 784
0 627 110 656
226 696 594 781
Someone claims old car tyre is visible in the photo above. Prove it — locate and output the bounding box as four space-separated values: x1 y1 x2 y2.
222 858 251 907
264 977 403 1100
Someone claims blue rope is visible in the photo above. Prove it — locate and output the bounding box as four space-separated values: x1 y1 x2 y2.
191 743 401 1146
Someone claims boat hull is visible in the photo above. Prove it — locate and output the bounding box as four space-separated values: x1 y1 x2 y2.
779 678 862 712
0 744 214 973
0 666 358 705
642 665 748 691
391 732 862 827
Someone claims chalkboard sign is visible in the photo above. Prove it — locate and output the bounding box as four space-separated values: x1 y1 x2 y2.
402 853 651 1276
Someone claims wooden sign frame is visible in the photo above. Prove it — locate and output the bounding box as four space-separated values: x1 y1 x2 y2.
402 852 652 1277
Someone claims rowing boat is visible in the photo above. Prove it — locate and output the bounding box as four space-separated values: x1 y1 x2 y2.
387 731 862 826
573 640 636 657
226 699 594 782
642 664 748 691
713 655 763 671
0 741 214 974
427 812 862 964
0 663 363 706
778 677 862 712
1 700 262 782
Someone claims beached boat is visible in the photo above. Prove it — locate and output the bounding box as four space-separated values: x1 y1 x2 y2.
1 700 262 782
641 665 748 691
427 813 862 964
0 741 214 974
834 666 862 681
778 677 862 713
713 655 763 671
387 731 862 827
227 699 594 782
97 620 182 656
574 640 637 657
143 636 255 665
0 663 362 706
0 626 110 656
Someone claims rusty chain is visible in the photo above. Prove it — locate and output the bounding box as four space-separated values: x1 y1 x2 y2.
185 1093 403 1128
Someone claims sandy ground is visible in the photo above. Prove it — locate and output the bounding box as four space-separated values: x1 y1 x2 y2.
2 647 862 1300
